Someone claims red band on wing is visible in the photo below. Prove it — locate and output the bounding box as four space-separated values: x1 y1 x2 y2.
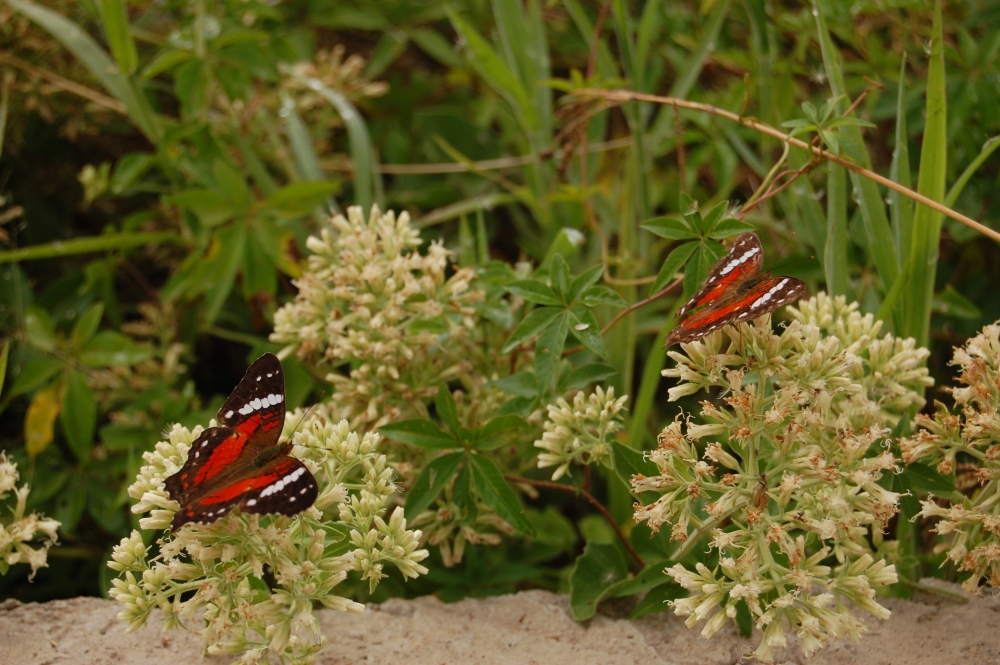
198 460 298 505
193 432 249 486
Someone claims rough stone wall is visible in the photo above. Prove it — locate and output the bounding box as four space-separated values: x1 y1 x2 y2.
2 585 998 664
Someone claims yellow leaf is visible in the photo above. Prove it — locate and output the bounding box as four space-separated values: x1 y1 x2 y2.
25 385 60 458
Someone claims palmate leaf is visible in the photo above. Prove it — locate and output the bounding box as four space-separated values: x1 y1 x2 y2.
404 452 465 519
534 311 568 391
649 241 697 294
501 306 563 353
568 542 629 620
473 414 530 451
378 419 460 450
470 455 534 535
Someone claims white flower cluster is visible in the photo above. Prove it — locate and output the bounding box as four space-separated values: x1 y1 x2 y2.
271 205 484 429
899 321 1000 592
534 386 629 480
108 415 427 663
635 293 930 662
0 453 60 579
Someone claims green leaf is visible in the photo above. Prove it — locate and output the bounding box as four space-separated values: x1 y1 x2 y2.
260 181 341 216
378 419 460 450
550 253 571 298
567 304 606 357
641 217 698 240
99 0 138 74
649 242 697 294
534 310 568 390
71 302 104 350
474 414 530 451
580 285 628 308
611 441 659 506
933 284 982 319
409 27 462 68
505 279 561 306
901 462 955 494
470 454 535 535
567 264 604 303
110 153 155 194
80 331 152 367
558 363 617 393
502 306 563 353
174 59 208 118
568 542 629 620
213 160 253 212
613 561 673 597
630 582 683 619
242 232 277 298
404 452 465 519
7 356 64 398
435 385 461 436
61 369 97 463
706 218 755 239
165 189 235 228
487 371 537 398
24 307 56 351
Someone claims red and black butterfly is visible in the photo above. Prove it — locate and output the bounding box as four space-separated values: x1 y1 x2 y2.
665 232 808 346
164 353 318 531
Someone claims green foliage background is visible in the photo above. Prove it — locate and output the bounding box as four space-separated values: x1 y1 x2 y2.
1 0 999 610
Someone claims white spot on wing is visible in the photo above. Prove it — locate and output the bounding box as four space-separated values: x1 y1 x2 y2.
246 499 257 506
225 410 234 418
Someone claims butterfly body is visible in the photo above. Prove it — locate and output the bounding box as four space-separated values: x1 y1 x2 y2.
165 353 318 531
666 232 807 346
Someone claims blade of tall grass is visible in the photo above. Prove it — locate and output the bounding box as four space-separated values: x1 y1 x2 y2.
813 0 898 306
648 0 732 141
447 9 538 132
9 0 161 142
902 0 947 349
0 232 182 264
561 0 618 79
825 165 850 296
945 136 1000 208
99 0 138 75
0 74 9 160
493 0 551 141
280 95 339 215
890 54 914 264
781 147 828 263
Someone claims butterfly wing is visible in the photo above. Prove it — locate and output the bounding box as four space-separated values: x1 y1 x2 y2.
217 352 286 448
170 455 318 530
665 276 807 346
165 353 299 530
675 232 764 319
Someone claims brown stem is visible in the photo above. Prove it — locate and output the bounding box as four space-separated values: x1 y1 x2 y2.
740 163 819 218
505 474 646 569
574 88 1000 244
563 276 683 357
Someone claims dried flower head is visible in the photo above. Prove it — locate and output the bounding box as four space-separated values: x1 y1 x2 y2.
108 414 427 663
899 321 1000 592
271 206 484 429
636 294 927 661
0 452 60 579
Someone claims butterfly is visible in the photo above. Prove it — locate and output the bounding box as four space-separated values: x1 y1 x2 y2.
164 353 318 531
665 232 808 346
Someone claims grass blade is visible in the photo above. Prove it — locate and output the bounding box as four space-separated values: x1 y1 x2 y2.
447 8 537 132
945 136 1000 208
287 74 378 213
561 0 618 78
890 53 914 263
825 165 850 296
902 0 947 348
813 0 898 303
99 0 139 74
9 0 161 141
0 232 182 264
